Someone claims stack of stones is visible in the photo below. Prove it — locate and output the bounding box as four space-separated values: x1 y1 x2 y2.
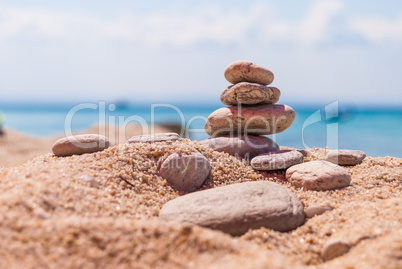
202 60 304 170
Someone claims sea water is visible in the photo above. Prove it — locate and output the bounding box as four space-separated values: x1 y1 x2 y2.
1 102 401 158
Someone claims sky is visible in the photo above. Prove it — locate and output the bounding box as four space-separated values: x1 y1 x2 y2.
1 0 402 105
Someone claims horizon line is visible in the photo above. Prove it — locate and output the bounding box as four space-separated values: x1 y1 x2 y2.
1 100 402 109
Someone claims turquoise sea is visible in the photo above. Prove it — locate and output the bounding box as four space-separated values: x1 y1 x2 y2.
1 102 401 158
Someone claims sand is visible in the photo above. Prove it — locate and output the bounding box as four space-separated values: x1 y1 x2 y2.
0 129 54 167
0 133 401 268
0 123 177 167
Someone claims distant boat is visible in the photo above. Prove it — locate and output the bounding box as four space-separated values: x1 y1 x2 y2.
113 100 131 110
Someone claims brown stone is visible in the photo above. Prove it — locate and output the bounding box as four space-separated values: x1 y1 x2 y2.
127 133 181 144
251 150 304 171
220 82 281 105
326 149 366 166
305 205 333 218
205 104 295 137
52 134 110 157
224 60 274 85
158 152 211 192
321 240 351 261
159 181 305 236
199 135 279 160
286 161 351 191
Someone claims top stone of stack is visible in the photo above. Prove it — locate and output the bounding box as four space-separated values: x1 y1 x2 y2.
224 60 274 85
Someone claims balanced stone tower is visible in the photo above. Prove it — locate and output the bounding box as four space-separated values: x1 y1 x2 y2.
202 60 297 163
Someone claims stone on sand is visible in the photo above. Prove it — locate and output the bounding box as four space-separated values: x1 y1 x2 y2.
127 132 181 144
251 150 304 171
305 205 333 218
326 149 366 166
224 60 274 85
321 239 351 261
52 134 110 157
205 104 295 137
286 160 351 191
159 181 305 236
158 152 211 192
220 82 281 105
200 135 279 159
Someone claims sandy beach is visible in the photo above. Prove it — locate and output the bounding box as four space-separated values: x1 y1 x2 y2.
0 123 179 167
0 130 400 269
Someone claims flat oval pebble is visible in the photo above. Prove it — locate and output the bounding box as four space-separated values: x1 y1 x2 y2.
224 60 274 85
286 161 351 191
321 240 351 261
220 82 281 105
52 134 110 157
159 181 305 236
158 152 211 192
326 149 366 166
305 205 333 218
251 150 304 171
205 104 295 137
199 135 279 159
127 132 181 144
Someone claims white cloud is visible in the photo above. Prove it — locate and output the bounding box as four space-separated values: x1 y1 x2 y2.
257 0 343 46
349 13 402 43
0 3 136 43
1 0 402 49
295 0 343 45
0 1 346 48
140 5 257 47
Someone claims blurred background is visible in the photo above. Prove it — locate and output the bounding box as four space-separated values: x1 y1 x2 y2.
0 0 401 157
